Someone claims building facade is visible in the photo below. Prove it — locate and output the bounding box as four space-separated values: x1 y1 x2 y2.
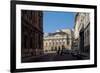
21 10 43 61
43 29 73 54
74 13 90 55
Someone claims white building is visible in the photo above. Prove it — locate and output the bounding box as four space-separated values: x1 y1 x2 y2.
74 12 90 54
43 29 73 54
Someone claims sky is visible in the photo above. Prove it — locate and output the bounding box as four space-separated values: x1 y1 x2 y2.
43 11 76 33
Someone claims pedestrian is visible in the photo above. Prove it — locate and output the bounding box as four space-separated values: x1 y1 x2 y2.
60 49 63 55
57 48 60 55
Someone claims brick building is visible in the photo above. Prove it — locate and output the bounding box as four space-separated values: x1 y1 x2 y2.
21 10 43 62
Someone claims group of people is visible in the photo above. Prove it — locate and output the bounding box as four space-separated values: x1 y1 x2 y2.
57 48 64 55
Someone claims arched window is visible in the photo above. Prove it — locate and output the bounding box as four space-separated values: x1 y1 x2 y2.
56 42 58 45
49 42 51 46
46 42 48 46
55 47 57 51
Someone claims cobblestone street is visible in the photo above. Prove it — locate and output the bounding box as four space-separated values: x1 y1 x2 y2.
22 52 89 62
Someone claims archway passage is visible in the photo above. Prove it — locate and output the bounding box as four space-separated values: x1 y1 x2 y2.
79 30 84 53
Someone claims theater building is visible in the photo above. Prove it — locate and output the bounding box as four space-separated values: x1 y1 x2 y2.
21 10 43 61
43 29 73 54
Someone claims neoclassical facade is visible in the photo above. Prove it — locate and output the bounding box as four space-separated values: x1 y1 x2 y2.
21 10 43 61
43 29 73 53
74 12 90 54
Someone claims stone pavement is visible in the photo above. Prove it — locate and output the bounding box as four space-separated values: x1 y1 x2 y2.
22 52 89 63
